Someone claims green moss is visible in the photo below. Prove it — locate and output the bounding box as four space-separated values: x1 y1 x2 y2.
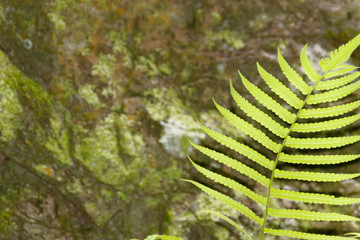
0 50 51 131
136 55 160 77
76 113 145 185
91 53 116 82
214 227 232 240
107 30 132 67
159 63 172 75
78 84 103 108
48 12 66 32
0 51 48 142
0 80 21 142
143 88 187 121
211 11 222 24
66 178 83 195
43 113 72 166
206 30 245 50
0 203 12 238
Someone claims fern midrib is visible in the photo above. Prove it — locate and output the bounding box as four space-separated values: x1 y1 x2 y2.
260 76 325 240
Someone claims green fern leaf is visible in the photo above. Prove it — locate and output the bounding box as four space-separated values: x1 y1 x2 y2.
265 228 356 240
319 33 360 72
184 180 263 225
230 80 288 138
277 49 312 95
257 63 304 109
187 34 360 239
279 153 360 165
323 66 358 79
299 100 360 119
300 45 322 82
316 72 360 90
197 122 274 169
308 79 360 105
285 136 360 149
190 143 270 187
268 208 360 221
274 170 360 182
292 114 360 133
214 100 281 153
239 71 296 123
189 158 266 205
271 188 360 205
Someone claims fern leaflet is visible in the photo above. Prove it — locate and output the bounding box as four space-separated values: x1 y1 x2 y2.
274 170 360 182
307 80 360 104
323 66 358 79
265 228 357 240
317 71 360 90
299 100 360 118
277 49 312 95
271 188 360 205
268 208 360 222
278 153 360 165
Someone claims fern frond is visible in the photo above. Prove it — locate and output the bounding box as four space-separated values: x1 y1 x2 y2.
279 153 360 165
316 72 360 90
265 228 355 240
300 45 322 82
285 136 360 149
319 33 360 72
274 170 360 182
307 80 360 105
189 144 270 187
292 114 360 133
230 80 288 138
299 100 360 119
239 71 296 123
277 49 312 95
323 66 358 79
199 210 254 240
257 63 304 109
197 122 274 169
268 208 360 222
214 100 281 153
184 180 263 225
188 34 360 240
271 188 360 205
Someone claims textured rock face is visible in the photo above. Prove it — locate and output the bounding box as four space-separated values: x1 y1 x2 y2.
0 0 360 239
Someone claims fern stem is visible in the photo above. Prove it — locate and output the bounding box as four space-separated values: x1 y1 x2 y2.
259 77 324 240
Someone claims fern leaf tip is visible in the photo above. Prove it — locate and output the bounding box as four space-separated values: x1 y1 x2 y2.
187 156 195 165
238 70 246 79
212 97 217 105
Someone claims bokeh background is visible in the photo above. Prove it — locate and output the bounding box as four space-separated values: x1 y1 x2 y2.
0 0 360 239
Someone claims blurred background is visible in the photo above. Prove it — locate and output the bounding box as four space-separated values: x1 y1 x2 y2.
0 0 360 239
